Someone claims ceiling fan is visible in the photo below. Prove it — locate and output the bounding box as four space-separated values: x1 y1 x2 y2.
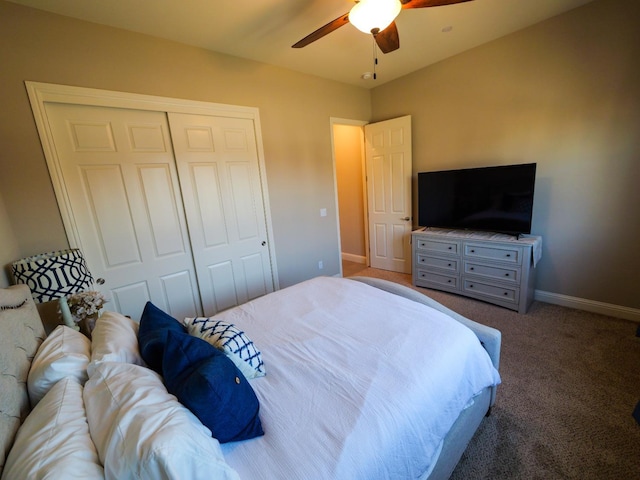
292 0 474 54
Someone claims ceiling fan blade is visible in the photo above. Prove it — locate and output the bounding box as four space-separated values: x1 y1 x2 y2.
374 22 400 54
292 12 351 48
401 0 474 9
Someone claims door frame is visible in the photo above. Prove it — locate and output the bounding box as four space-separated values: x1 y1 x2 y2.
25 81 279 290
330 117 369 277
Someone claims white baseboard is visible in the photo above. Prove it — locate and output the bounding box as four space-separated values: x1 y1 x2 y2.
535 290 640 322
342 253 366 264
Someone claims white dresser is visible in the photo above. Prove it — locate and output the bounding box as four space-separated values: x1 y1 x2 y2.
412 228 542 313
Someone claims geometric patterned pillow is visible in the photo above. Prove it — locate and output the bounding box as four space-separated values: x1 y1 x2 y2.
184 318 265 379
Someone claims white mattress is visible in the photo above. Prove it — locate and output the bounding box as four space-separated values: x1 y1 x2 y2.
219 277 501 479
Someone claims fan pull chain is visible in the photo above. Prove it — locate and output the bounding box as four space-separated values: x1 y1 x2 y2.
372 36 378 80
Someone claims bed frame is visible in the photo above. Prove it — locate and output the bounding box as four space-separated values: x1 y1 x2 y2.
1 278 501 479
0 285 45 476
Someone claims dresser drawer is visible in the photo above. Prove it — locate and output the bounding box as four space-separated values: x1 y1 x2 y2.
415 270 458 289
462 279 519 304
464 243 523 265
412 229 538 313
416 254 459 273
415 238 460 255
464 261 520 285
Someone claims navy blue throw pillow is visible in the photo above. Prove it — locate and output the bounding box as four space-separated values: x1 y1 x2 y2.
137 302 186 373
162 330 264 444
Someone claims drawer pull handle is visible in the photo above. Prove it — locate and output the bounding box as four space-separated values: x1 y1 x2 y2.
505 273 510 277
506 254 511 258
469 284 474 288
470 267 474 271
504 292 509 296
447 280 452 283
448 246 453 250
448 263 452 267
470 249 475 253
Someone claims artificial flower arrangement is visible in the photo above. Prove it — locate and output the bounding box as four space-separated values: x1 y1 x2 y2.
66 290 107 333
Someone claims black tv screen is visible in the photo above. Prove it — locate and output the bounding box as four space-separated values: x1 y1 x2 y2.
418 163 537 236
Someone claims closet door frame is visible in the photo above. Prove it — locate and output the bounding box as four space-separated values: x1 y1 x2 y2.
25 81 279 291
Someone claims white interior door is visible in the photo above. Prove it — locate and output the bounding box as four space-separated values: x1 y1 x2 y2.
365 115 413 273
45 103 202 321
168 113 274 315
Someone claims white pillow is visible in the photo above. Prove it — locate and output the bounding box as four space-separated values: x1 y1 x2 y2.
27 324 90 408
184 318 265 379
88 311 145 376
3 377 104 479
84 362 240 480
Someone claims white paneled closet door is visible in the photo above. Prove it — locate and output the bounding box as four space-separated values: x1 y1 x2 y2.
45 103 201 321
168 113 274 315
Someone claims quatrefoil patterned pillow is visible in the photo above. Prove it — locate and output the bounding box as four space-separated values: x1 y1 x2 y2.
183 317 265 379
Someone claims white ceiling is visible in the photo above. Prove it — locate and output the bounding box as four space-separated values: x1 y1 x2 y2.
8 0 595 88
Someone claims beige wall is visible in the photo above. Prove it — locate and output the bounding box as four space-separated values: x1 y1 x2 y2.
0 195 20 287
0 1 371 289
334 124 366 260
371 0 640 309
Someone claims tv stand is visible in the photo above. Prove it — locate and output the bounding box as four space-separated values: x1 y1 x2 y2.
412 228 542 313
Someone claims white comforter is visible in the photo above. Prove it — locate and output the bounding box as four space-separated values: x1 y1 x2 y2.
219 277 501 480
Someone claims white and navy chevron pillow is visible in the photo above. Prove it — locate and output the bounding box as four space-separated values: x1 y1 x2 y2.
183 318 265 379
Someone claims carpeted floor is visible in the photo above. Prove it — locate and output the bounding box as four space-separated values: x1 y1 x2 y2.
345 265 640 480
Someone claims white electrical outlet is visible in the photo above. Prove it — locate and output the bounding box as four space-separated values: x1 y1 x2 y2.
318 260 324 270
320 208 327 217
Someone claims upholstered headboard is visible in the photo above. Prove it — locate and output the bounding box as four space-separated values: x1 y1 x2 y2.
0 285 45 476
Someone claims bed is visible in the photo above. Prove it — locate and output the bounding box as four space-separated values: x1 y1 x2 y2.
0 275 501 480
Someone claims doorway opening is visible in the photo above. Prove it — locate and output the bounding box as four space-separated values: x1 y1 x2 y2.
331 119 368 278
331 115 413 277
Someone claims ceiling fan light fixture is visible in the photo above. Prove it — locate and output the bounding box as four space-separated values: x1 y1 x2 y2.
349 0 402 34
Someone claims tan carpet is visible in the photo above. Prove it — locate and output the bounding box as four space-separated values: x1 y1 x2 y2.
346 267 640 480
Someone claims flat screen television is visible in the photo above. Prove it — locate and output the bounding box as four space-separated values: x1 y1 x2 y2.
418 163 537 236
